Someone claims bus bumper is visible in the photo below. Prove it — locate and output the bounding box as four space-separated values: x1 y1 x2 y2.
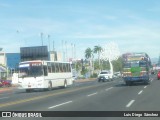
123 76 149 82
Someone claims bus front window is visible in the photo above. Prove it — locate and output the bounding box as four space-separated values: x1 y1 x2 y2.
19 66 43 78
139 61 147 67
123 62 131 68
19 67 29 78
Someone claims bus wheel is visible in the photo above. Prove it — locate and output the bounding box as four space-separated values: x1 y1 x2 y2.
26 89 32 92
64 80 67 88
126 81 131 86
48 82 52 91
144 80 150 85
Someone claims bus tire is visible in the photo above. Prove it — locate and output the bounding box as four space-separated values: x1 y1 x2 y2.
48 82 52 91
126 81 131 86
144 80 150 85
26 89 32 92
64 80 67 88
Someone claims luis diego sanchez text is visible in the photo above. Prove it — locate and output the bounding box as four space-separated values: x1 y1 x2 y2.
124 112 159 117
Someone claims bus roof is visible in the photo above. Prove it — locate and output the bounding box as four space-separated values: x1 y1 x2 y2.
19 60 72 64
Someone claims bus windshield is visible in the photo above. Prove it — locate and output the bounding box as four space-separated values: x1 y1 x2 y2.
123 61 147 68
19 65 43 78
131 61 139 67
139 61 147 67
123 62 131 68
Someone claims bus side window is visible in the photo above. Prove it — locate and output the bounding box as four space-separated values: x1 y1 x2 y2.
52 63 56 73
43 66 48 76
55 63 59 73
59 63 63 72
68 64 71 72
63 63 67 72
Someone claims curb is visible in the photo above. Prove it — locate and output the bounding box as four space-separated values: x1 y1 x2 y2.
75 78 97 83
0 87 12 93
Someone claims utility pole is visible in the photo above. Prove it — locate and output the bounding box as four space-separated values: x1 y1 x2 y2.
65 41 68 61
48 35 50 51
41 32 43 46
53 40 55 51
62 40 65 61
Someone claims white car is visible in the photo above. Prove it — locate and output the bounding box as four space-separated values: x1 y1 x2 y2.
98 70 113 82
113 72 122 78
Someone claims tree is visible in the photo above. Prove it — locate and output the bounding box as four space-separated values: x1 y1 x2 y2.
85 48 94 76
85 48 93 59
94 45 102 69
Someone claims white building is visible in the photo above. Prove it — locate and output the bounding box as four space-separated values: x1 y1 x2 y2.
0 52 6 66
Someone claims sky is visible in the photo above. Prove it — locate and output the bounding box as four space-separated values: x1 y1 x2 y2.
0 0 160 60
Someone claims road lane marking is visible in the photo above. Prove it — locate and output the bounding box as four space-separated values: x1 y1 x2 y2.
105 87 113 91
48 101 73 109
0 97 9 100
87 92 97 97
144 86 147 88
126 100 135 108
138 90 143 95
0 83 106 108
0 93 12 96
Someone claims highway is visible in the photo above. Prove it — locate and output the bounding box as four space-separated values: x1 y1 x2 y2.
0 75 160 120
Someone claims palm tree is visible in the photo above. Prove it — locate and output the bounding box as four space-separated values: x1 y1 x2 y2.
85 48 94 76
94 45 102 69
85 48 93 59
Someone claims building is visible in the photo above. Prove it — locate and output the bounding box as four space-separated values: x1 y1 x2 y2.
0 52 20 79
0 52 6 66
0 47 62 70
6 53 20 70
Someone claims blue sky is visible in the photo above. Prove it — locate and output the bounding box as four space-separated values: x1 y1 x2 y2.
0 0 160 60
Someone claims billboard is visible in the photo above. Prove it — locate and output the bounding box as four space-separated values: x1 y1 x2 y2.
20 46 48 62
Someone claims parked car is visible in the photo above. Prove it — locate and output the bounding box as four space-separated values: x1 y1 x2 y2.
98 70 113 82
113 72 122 78
0 79 12 87
157 71 160 80
151 70 155 75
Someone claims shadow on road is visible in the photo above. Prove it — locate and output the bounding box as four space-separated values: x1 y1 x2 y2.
114 82 150 87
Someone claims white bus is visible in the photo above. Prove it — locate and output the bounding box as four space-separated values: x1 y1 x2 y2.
18 60 74 92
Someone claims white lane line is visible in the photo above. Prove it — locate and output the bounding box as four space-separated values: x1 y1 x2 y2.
87 92 98 97
0 93 11 96
144 86 147 89
48 101 73 109
126 100 135 108
138 90 143 95
105 87 113 91
0 97 9 100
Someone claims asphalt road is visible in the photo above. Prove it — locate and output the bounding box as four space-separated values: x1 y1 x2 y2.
0 75 160 120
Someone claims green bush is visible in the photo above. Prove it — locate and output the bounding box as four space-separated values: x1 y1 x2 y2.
91 73 98 78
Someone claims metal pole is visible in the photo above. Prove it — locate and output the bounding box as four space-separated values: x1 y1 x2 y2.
41 32 43 46
48 35 50 51
65 41 68 61
53 40 55 51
